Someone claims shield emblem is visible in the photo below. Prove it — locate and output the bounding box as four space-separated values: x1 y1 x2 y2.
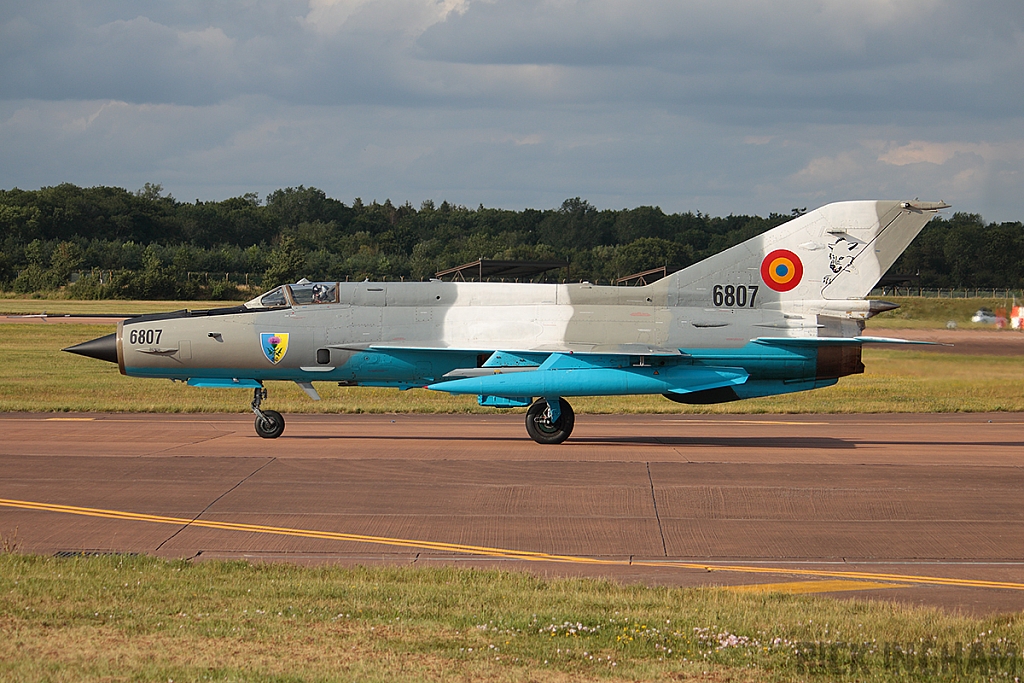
260 332 290 364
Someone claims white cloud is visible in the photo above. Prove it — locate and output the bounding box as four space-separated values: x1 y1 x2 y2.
302 0 377 33
791 152 864 186
879 140 1024 166
302 0 470 35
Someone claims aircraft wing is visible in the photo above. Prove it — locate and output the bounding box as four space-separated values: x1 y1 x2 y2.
425 350 747 399
329 342 685 356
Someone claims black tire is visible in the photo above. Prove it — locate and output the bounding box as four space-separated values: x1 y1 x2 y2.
525 398 574 444
255 409 285 439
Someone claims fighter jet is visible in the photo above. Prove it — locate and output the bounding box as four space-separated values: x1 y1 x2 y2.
65 200 948 443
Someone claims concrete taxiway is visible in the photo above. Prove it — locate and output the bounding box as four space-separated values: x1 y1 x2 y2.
2 411 1023 615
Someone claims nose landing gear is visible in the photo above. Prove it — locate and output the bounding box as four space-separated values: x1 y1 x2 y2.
251 386 285 438
525 397 574 444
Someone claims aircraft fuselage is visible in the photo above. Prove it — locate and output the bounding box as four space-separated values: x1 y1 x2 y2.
116 280 859 402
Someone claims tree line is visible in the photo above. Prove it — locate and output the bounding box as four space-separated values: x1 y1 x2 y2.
0 183 1019 300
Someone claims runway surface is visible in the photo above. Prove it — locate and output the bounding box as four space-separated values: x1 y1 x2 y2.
2 411 1024 615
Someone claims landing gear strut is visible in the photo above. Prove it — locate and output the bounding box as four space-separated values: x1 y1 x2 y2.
251 386 285 439
525 397 574 444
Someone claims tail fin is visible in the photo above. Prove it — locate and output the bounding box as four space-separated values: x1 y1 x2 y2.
659 200 948 306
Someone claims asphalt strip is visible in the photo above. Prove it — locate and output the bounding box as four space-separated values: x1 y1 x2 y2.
3 496 1023 593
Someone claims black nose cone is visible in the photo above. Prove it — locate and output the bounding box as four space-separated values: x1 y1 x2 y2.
64 333 119 364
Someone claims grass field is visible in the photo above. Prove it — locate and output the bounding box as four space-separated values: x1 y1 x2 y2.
0 298 229 316
865 296 1019 329
4 321 1024 414
1 553 1020 682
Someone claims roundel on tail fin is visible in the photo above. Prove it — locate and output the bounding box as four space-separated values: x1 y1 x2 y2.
760 249 803 292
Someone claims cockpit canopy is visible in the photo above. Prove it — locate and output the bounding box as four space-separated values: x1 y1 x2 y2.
245 281 339 309
253 287 287 308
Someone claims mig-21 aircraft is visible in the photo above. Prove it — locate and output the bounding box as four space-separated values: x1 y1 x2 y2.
65 200 947 443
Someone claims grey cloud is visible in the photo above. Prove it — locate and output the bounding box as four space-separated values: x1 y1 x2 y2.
3 0 1022 120
418 0 1023 70
414 0 1024 120
3 6 240 104
1 0 452 106
5 95 1021 218
2 1 1024 222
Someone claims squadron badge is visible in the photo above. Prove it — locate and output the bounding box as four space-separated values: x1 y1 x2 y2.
260 332 290 364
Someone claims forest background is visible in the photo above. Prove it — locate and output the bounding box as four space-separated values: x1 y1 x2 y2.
1 183 1018 300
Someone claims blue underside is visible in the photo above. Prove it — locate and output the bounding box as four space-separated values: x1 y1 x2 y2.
126 341 830 402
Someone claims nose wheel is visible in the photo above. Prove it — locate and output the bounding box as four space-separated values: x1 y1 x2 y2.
251 387 285 438
254 409 285 439
525 397 574 444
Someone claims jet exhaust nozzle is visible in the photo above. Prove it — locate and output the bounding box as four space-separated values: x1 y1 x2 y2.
63 333 119 364
867 300 900 317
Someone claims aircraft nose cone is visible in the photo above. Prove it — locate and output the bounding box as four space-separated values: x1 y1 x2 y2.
63 333 119 364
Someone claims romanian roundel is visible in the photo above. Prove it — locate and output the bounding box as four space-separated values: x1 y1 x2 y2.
760 249 803 292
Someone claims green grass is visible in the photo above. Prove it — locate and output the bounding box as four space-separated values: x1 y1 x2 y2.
5 322 1024 413
0 297 233 316
0 553 1020 682
866 296 1018 329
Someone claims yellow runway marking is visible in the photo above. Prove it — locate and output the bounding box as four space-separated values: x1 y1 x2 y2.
663 419 1024 427
665 419 829 425
8 416 1024 428
3 496 1024 592
726 580 908 595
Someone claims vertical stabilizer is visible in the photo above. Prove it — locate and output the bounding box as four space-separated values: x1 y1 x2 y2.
657 200 947 306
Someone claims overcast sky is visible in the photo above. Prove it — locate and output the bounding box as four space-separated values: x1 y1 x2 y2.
2 0 1022 220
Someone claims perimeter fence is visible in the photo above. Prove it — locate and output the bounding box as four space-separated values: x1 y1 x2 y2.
870 287 1024 299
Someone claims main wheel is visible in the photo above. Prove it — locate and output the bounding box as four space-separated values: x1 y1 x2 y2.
254 409 285 438
525 398 575 444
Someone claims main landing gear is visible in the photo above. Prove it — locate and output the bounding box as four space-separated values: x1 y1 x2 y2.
247 386 573 444
251 387 285 439
525 397 575 445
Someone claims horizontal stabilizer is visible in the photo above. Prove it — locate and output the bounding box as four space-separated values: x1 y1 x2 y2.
855 336 952 346
754 336 949 346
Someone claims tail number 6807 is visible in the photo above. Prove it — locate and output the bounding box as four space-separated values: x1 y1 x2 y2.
712 284 758 308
